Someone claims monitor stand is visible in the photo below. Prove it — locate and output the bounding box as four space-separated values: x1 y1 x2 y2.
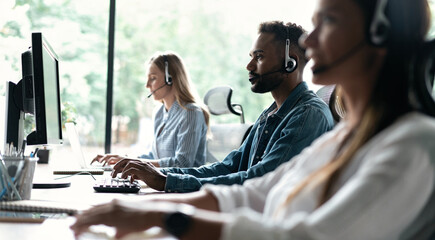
31 160 73 189
32 180 71 189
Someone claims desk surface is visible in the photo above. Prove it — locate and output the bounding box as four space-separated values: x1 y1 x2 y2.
0 163 173 240
32 164 160 205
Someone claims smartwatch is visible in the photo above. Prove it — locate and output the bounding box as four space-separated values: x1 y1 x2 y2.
164 205 195 238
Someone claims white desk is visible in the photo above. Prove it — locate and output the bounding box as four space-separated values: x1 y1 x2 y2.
31 164 160 205
0 163 173 240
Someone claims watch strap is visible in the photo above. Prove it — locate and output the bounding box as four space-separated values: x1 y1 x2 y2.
164 204 195 238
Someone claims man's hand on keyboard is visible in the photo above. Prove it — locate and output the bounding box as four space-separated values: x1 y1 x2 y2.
112 159 167 191
94 177 141 193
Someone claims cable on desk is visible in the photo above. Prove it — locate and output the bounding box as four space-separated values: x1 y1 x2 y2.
54 172 97 181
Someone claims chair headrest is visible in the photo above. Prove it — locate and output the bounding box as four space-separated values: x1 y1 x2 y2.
204 86 242 116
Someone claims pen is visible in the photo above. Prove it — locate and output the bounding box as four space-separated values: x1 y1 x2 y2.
30 148 40 158
34 148 39 157
21 140 26 157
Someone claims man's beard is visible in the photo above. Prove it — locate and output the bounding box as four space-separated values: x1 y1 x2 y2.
250 72 284 93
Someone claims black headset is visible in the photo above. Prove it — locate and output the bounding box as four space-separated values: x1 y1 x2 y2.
369 0 390 46
163 55 173 86
284 27 297 73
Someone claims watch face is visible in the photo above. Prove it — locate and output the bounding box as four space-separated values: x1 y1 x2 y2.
165 211 192 237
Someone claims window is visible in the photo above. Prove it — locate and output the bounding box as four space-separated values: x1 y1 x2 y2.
1 0 109 166
111 0 316 156
1 0 435 163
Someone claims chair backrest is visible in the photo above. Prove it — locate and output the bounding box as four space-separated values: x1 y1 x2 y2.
316 85 344 123
398 189 435 240
203 86 252 163
410 39 435 117
206 123 252 163
398 41 435 240
204 86 245 123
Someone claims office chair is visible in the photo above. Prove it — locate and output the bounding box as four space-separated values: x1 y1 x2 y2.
398 186 435 240
398 39 435 240
204 86 246 123
203 86 252 163
316 85 345 123
410 39 435 117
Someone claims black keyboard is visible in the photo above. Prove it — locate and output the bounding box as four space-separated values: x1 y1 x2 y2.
93 178 141 193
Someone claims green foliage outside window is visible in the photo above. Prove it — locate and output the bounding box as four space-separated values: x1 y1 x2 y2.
2 0 435 148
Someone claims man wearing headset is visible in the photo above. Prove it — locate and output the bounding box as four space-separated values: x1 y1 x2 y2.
112 21 335 193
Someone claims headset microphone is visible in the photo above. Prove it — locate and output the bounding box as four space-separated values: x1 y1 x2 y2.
147 83 167 98
312 40 366 75
249 68 287 82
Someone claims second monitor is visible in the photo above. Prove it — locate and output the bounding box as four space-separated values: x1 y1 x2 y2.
4 32 63 152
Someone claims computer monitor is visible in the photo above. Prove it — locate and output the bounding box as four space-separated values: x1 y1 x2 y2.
4 32 63 151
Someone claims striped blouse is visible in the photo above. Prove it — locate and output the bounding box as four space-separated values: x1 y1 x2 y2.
139 101 207 167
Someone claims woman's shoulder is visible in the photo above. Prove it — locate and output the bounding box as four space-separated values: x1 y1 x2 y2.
153 104 165 116
171 102 205 122
391 112 435 137
367 112 435 151
180 102 204 112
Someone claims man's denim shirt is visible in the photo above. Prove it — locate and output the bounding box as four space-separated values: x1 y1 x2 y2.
160 82 334 193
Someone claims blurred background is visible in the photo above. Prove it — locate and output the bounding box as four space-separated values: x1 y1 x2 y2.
1 0 434 166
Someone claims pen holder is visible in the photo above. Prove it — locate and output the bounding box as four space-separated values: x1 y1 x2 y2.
0 156 38 201
36 149 50 164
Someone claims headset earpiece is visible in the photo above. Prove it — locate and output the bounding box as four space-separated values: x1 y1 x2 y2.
369 0 390 46
285 39 297 73
163 55 173 85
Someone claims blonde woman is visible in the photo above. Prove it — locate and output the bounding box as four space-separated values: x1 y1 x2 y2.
93 52 209 168
73 0 435 239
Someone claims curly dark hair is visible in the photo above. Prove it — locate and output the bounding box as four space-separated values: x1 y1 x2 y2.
258 21 309 65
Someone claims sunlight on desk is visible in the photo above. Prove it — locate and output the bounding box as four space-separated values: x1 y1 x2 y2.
81 223 173 240
0 216 173 240
0 159 169 239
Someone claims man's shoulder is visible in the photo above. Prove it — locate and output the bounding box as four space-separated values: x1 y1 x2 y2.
281 89 334 126
296 89 330 112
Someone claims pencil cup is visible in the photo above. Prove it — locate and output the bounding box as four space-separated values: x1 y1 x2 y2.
0 156 38 201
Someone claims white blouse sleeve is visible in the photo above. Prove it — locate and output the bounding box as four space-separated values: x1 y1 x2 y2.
202 125 341 214
220 116 435 240
203 155 302 213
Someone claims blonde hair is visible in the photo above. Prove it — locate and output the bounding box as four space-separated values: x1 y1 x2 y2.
276 0 431 214
148 51 210 127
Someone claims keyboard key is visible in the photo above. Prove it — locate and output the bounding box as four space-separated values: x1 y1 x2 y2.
93 178 141 193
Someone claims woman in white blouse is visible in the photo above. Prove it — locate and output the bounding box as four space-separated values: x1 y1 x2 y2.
92 52 210 168
72 0 435 239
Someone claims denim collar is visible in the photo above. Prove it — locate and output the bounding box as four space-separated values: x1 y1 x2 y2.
261 82 309 120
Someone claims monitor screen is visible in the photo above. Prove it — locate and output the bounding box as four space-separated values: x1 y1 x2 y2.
26 32 63 145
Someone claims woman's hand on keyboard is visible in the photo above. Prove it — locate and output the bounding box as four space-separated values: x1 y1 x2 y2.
112 159 167 191
91 154 124 166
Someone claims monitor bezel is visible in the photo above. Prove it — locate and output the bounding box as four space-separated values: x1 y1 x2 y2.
27 32 63 145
